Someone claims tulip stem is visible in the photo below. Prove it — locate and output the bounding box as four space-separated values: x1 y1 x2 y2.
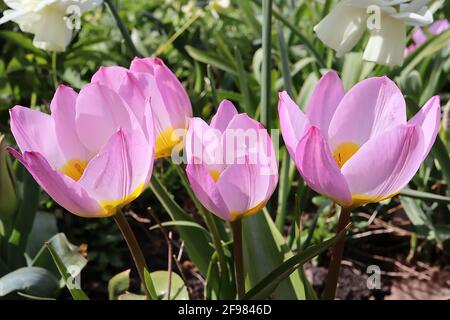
231 218 245 299
51 52 58 89
322 207 351 300
113 210 155 299
104 0 143 58
260 0 272 129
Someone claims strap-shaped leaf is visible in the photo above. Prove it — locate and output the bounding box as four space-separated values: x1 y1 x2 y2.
243 225 349 300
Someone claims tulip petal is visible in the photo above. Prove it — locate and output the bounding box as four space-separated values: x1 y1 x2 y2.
134 57 192 128
294 127 352 207
363 14 406 66
328 76 406 151
306 71 345 134
91 66 128 92
341 125 425 204
10 105 62 169
50 85 91 163
75 83 134 154
408 96 440 159
79 128 153 216
278 91 310 157
116 72 148 124
186 163 230 221
8 148 102 217
314 2 366 57
210 100 238 132
216 159 275 220
186 117 224 173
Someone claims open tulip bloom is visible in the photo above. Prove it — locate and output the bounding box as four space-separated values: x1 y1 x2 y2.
92 57 192 159
279 71 440 208
314 0 434 66
185 100 278 221
8 83 155 218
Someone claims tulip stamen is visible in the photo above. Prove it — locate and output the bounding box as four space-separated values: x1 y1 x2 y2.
155 127 182 159
61 159 88 181
332 142 360 168
209 170 221 182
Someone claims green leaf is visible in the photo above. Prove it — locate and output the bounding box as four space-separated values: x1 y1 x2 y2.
32 233 87 284
0 31 45 56
26 211 58 258
7 171 40 269
400 196 432 237
205 242 235 300
143 268 159 300
149 175 213 276
399 188 450 204
341 52 375 91
0 267 59 298
400 28 450 77
270 5 325 68
149 221 209 234
118 293 146 300
108 269 131 300
45 238 89 300
242 227 348 300
234 47 255 116
297 72 318 110
242 211 306 300
150 270 189 300
185 46 237 76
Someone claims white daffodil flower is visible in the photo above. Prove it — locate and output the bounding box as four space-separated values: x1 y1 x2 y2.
314 0 434 66
0 0 103 52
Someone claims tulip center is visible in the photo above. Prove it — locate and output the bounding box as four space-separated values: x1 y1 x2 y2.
155 127 183 159
209 170 221 182
332 142 360 168
61 159 88 181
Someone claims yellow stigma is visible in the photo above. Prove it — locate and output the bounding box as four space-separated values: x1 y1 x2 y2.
61 159 88 181
100 183 145 217
230 201 266 221
332 142 360 168
209 170 221 182
155 127 183 159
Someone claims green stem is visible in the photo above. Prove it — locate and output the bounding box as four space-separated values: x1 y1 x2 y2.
231 219 245 299
113 210 154 299
51 52 58 90
104 0 143 58
322 207 351 300
260 0 272 128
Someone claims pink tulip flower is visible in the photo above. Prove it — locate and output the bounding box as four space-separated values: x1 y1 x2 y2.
405 19 450 56
91 57 192 159
279 72 440 208
8 83 155 218
185 100 278 221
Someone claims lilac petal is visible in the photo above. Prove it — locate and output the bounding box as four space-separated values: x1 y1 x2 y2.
306 71 345 134
342 125 425 204
328 76 407 151
8 148 102 217
294 126 352 207
278 91 310 157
